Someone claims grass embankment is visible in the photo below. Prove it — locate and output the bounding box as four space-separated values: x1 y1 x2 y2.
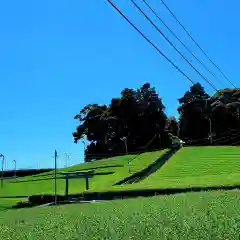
86 146 240 192
0 190 239 239
83 147 240 191
0 150 166 209
141 146 240 188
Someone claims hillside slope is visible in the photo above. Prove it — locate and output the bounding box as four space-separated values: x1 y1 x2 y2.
140 146 240 188
0 150 166 199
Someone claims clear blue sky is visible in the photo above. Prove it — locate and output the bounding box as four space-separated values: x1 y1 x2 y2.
0 0 239 170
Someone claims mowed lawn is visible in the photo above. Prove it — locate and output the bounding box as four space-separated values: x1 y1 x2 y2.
0 190 239 239
0 150 166 209
139 146 240 188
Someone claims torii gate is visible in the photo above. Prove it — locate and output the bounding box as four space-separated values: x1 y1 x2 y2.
59 170 94 197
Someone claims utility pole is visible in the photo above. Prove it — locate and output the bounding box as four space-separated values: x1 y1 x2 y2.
123 137 128 154
54 150 57 205
13 160 16 178
205 99 212 145
208 117 212 144
121 137 130 173
0 154 5 188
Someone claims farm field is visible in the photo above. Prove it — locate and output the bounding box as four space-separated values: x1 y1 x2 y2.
0 190 239 239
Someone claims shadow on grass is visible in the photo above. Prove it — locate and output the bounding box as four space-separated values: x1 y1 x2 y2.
67 164 124 171
28 165 123 179
10 171 115 183
114 148 179 185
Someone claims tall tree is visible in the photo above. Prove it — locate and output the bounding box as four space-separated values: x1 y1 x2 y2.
178 83 240 145
73 83 168 161
166 116 179 137
178 83 210 142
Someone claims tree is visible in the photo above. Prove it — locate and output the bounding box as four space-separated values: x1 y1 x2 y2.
178 83 240 145
178 83 210 142
165 116 179 136
73 83 169 161
209 88 240 144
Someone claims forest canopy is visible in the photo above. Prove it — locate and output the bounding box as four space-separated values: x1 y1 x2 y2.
73 83 240 161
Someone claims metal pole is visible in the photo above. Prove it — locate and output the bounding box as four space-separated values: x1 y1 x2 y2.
54 150 57 205
65 174 69 197
1 154 4 189
124 138 131 173
85 174 89 190
124 138 128 154
13 160 16 178
205 99 212 145
208 118 212 144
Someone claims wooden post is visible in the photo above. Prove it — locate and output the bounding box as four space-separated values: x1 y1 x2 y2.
65 174 69 197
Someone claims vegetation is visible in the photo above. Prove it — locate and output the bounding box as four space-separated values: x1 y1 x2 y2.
0 190 239 239
140 146 240 188
178 84 240 145
1 146 239 208
73 82 240 161
73 83 170 161
0 150 165 208
74 146 239 193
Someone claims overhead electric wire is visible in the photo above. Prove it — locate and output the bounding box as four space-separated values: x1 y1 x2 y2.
130 0 217 91
159 0 236 88
142 0 223 88
105 0 195 85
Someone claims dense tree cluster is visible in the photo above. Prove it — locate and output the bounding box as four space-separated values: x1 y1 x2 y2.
73 82 240 161
178 83 240 145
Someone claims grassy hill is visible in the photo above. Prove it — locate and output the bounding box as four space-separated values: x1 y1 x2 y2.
0 146 239 207
139 146 240 188
0 150 166 208
1 146 240 239
1 146 240 206
83 146 240 192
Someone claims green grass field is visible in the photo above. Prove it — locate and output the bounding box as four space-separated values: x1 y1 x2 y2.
0 150 166 209
1 146 240 239
139 146 240 188
0 146 239 209
83 146 240 192
0 190 239 239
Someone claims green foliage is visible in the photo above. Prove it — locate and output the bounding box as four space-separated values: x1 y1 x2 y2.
73 81 240 161
0 190 239 239
73 83 168 160
178 83 240 144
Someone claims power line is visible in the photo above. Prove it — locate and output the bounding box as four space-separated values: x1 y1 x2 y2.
105 0 195 85
142 0 224 88
130 0 217 91
159 0 236 88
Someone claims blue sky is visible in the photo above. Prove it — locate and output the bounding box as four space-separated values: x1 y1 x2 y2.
0 0 239 170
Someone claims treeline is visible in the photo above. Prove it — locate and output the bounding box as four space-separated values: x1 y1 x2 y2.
73 82 240 161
